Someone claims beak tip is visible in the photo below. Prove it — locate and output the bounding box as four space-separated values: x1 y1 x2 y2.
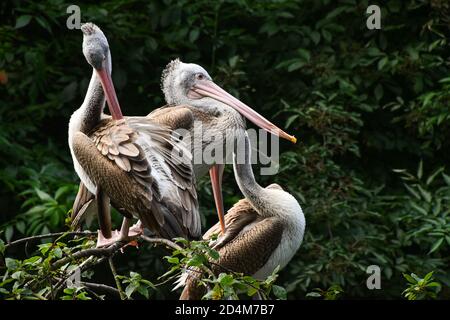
291 136 297 144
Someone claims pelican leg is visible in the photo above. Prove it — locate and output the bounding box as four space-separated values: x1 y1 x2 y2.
210 163 226 234
97 218 143 248
96 187 114 247
119 217 132 239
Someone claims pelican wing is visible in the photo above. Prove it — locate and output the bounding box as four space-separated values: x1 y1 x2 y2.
72 116 200 239
213 216 283 275
126 116 200 238
203 198 259 250
147 105 194 130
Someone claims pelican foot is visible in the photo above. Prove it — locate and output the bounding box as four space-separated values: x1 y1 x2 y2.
96 227 143 248
129 221 144 237
96 230 122 248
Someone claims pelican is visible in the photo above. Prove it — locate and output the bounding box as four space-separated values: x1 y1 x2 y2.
147 59 297 232
178 133 305 300
68 23 201 246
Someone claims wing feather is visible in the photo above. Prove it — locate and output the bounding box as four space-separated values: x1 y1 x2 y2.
78 115 200 239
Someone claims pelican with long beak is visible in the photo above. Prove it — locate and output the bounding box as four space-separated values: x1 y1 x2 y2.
68 23 201 246
147 59 297 233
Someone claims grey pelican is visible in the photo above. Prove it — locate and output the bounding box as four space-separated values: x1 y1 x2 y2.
68 23 201 246
177 132 305 300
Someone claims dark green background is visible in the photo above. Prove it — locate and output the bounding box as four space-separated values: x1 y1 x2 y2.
1 0 449 298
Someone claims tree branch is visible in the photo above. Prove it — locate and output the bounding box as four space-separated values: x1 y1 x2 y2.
5 231 97 249
51 241 124 270
140 235 183 251
80 281 120 299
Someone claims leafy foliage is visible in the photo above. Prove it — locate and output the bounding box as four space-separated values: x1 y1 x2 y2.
161 238 285 300
0 234 284 300
402 271 441 300
1 0 450 299
306 285 344 300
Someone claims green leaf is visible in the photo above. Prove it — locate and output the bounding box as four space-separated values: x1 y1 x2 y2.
218 273 234 286
125 283 138 298
15 221 26 234
374 84 384 101
5 226 13 242
410 201 428 215
377 57 388 70
428 237 444 254
189 29 200 43
54 186 70 201
306 292 322 298
34 188 52 201
403 184 420 200
442 173 450 186
137 285 149 299
272 285 287 300
423 271 434 282
417 161 423 179
53 247 63 259
207 249 220 260
426 167 444 186
187 254 206 267
426 282 441 288
5 258 18 270
310 31 320 44
403 273 416 284
165 256 179 264
15 15 32 29
35 16 51 33
145 38 158 51
287 61 305 72
417 185 431 203
297 48 311 62
247 286 258 297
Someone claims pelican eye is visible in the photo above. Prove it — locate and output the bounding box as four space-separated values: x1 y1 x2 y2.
196 73 205 80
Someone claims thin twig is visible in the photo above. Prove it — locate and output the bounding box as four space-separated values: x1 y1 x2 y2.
51 241 124 270
140 235 183 251
80 281 121 299
108 257 126 300
83 286 105 300
5 231 96 249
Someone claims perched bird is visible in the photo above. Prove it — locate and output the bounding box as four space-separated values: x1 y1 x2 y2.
68 23 200 246
178 133 305 299
148 59 297 233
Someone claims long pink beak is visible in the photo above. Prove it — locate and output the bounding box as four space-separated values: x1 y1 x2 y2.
192 81 297 143
96 67 123 120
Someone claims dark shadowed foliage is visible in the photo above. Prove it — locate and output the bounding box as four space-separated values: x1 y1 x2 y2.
0 0 449 299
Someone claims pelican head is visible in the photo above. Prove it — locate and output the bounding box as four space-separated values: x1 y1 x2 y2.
81 23 122 120
161 59 297 144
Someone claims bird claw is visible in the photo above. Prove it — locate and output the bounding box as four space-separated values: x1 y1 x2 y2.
96 230 121 248
96 227 142 249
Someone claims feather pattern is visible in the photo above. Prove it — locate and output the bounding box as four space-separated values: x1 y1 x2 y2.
73 115 200 239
